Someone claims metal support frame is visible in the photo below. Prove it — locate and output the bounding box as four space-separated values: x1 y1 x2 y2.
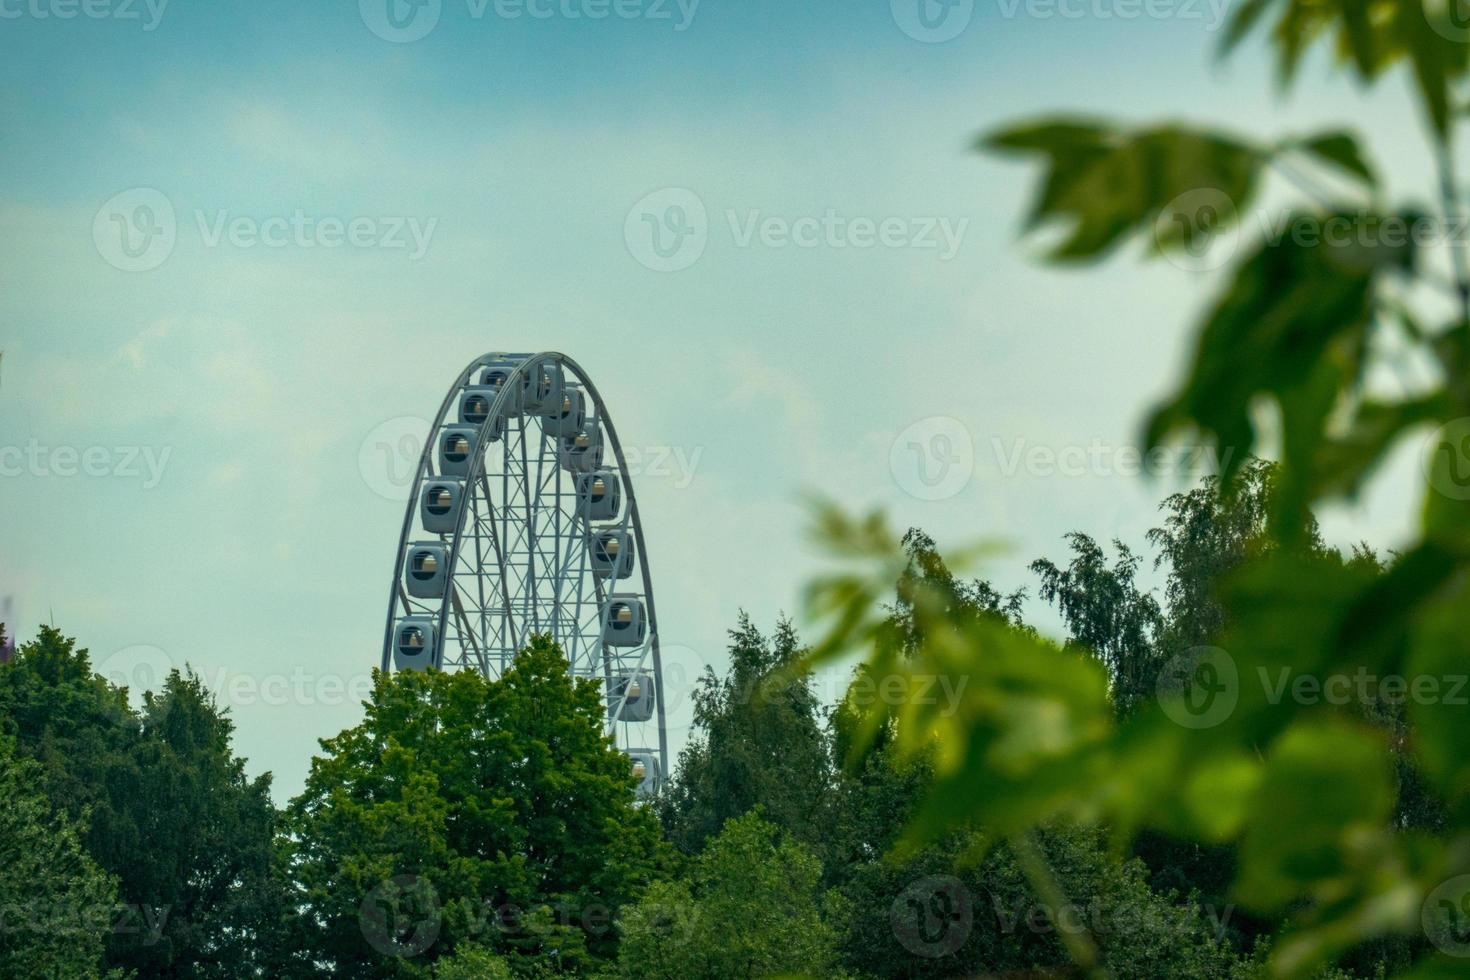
380 352 668 788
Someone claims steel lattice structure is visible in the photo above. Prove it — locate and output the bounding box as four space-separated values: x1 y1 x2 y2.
381 352 666 793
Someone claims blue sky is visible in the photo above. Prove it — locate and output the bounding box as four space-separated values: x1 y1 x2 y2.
0 0 1440 798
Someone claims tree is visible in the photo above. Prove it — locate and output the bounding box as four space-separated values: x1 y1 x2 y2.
0 735 118 978
1032 534 1163 715
656 615 835 861
892 530 1030 654
615 811 839 979
828 535 1246 977
127 671 286 976
431 945 513 980
800 0 1470 971
0 626 284 978
833 825 1244 979
285 635 660 977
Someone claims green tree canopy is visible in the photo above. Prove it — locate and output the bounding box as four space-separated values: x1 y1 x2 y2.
615 811 839 979
0 735 118 979
285 635 660 977
656 614 834 861
0 626 282 978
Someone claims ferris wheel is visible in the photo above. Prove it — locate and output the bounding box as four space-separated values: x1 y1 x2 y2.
381 352 666 794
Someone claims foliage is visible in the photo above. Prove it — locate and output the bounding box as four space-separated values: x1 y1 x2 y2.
0 626 283 978
656 615 834 861
614 811 840 979
833 823 1244 979
825 530 1274 977
1032 534 1162 715
795 1 1470 974
432 944 514 980
284 635 660 977
0 735 119 979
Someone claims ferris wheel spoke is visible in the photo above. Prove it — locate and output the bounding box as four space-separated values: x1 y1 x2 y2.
382 351 666 796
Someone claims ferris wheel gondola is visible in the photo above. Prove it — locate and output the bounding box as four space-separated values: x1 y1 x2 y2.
381 352 666 795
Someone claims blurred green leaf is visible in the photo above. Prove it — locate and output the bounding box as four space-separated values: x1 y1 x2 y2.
1146 217 1416 539
1407 579 1470 815
1236 719 1394 912
1221 0 1467 138
982 120 1263 260
1313 393 1449 500
1295 131 1379 186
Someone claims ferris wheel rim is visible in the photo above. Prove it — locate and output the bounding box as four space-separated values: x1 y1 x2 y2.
378 350 667 778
